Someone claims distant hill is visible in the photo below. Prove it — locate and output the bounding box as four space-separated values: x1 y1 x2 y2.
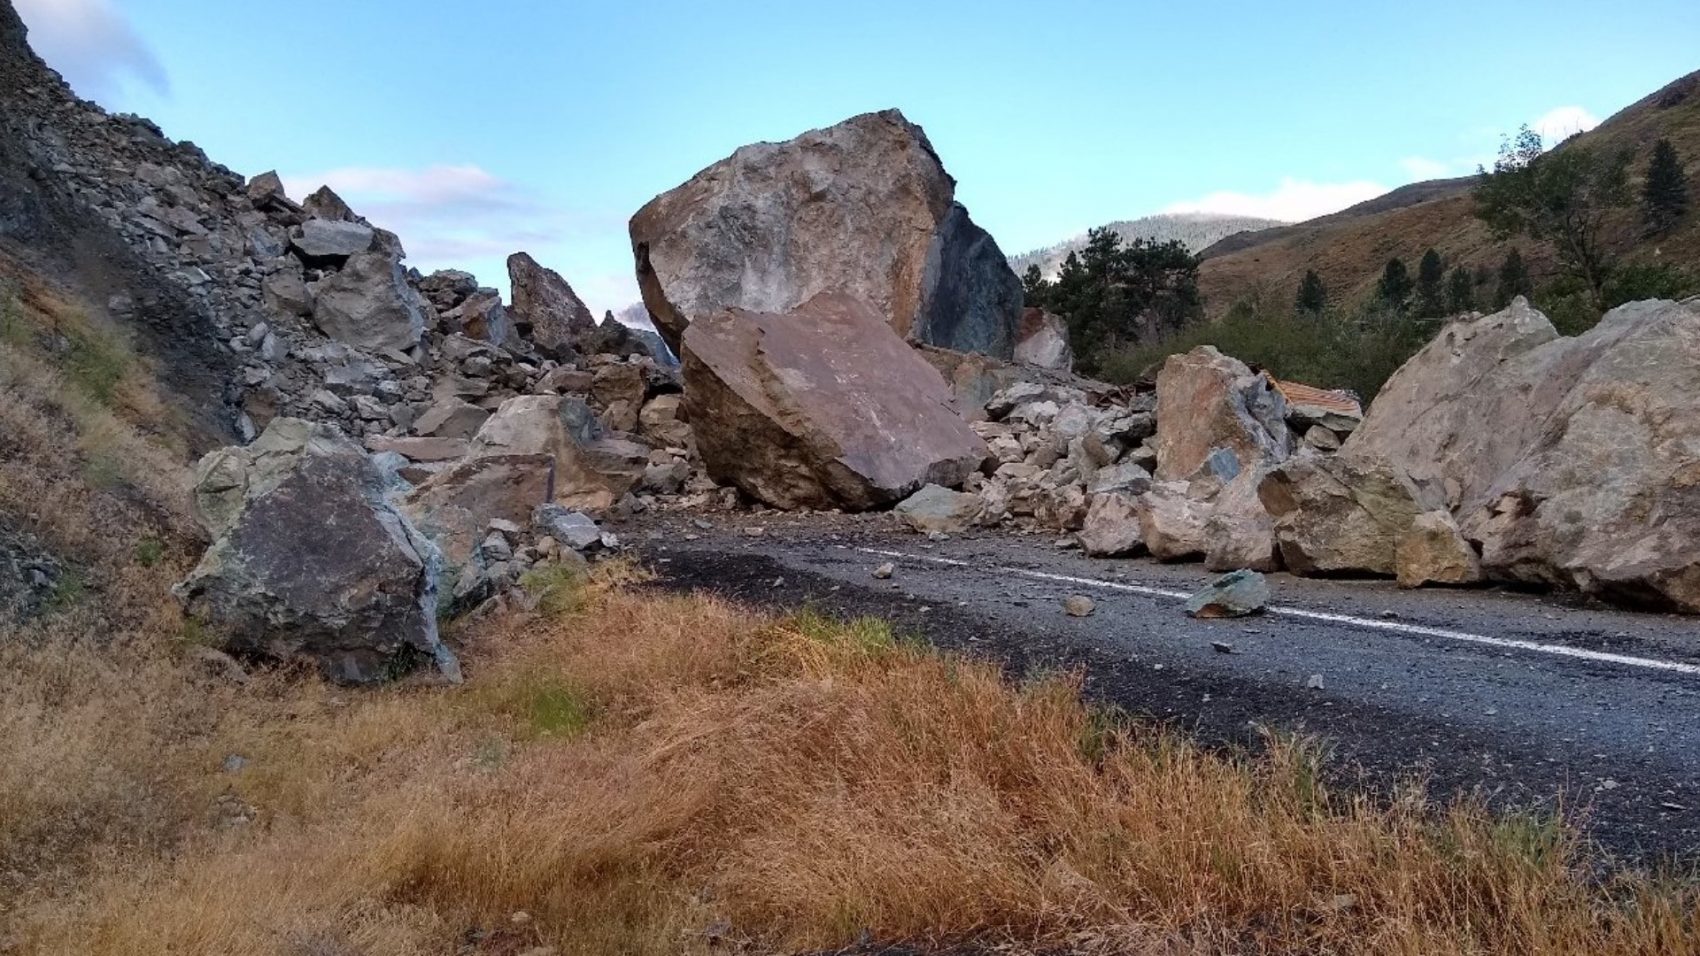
1196 69 1700 318
1009 212 1287 279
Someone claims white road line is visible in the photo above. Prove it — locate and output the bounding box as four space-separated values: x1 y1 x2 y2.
855 548 1700 676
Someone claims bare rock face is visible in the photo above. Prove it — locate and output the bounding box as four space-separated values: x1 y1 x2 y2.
1352 298 1700 609
682 291 989 510
630 109 1023 358
310 251 426 351
1258 453 1437 577
172 419 458 684
508 252 595 358
1154 346 1292 482
1013 307 1074 371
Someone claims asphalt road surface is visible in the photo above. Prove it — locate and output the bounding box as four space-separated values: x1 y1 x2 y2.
632 513 1700 864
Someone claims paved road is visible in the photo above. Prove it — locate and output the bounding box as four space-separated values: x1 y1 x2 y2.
633 513 1700 863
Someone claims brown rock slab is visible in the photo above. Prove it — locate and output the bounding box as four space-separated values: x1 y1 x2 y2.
508 252 595 358
681 291 988 511
1396 510 1483 589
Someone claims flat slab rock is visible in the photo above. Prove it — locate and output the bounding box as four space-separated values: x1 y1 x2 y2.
682 290 989 511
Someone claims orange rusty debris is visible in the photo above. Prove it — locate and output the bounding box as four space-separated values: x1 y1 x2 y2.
1272 378 1363 416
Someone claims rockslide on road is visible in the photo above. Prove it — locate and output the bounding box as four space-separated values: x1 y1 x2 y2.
637 515 1700 863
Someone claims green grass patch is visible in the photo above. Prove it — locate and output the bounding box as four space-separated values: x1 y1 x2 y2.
132 537 165 568
520 562 590 618
790 607 908 655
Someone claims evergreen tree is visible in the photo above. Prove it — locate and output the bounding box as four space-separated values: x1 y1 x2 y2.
1039 228 1200 373
1415 248 1446 316
1021 263 1051 305
1494 248 1532 308
1446 266 1475 314
1642 138 1690 235
1377 257 1414 312
1473 125 1631 308
1295 269 1327 315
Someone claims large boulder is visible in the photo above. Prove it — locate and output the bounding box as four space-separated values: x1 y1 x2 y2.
681 291 989 510
1203 465 1280 572
403 454 556 611
894 484 983 534
1154 346 1292 482
172 419 458 684
1351 298 1700 610
1013 307 1074 371
310 251 426 351
508 252 596 358
630 109 1023 358
1258 453 1436 577
1345 297 1561 512
1080 491 1143 557
1136 481 1210 562
470 395 647 511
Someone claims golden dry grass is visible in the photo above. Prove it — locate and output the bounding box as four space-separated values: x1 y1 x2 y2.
4 265 1699 956
2 566 1696 956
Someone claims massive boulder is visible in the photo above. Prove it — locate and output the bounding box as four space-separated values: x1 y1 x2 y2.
682 291 989 510
172 419 458 684
508 252 596 358
1154 346 1292 482
630 109 1023 358
1348 298 1700 609
1344 297 1561 512
1258 453 1437 577
310 251 426 351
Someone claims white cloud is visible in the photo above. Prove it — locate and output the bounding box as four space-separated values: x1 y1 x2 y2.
279 163 575 270
1162 177 1387 223
13 0 168 101
279 164 641 314
1531 105 1601 144
1399 156 1455 180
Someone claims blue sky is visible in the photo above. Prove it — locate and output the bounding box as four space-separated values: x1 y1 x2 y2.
15 0 1700 314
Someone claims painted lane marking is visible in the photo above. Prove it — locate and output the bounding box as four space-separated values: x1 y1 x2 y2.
854 548 1700 676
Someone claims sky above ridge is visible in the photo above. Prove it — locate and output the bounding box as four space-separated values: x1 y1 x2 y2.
14 0 1700 316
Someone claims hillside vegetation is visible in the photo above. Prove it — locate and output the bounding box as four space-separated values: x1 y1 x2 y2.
1011 212 1286 279
1196 70 1700 324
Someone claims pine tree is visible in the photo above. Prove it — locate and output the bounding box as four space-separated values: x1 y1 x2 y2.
1446 266 1475 314
1021 263 1050 306
1295 269 1327 315
1377 257 1413 312
1415 248 1446 316
1642 138 1690 235
1473 125 1631 309
1494 248 1532 308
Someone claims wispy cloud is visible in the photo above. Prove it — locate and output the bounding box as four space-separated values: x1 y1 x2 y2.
1162 177 1387 224
1398 156 1455 180
1531 105 1601 144
279 164 576 269
14 0 169 101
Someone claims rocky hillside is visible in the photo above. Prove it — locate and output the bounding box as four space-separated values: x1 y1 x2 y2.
1010 212 1287 278
1196 69 1700 317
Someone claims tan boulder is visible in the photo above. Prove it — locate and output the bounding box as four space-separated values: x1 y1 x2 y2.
1014 307 1074 371
1204 465 1280 572
403 454 555 598
470 395 648 511
1080 491 1143 557
1137 481 1210 562
630 109 1021 357
1154 346 1292 482
1258 453 1437 576
1396 511 1483 589
1351 298 1700 610
681 291 988 510
638 394 692 448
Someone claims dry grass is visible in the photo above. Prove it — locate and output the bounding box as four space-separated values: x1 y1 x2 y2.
1 564 1695 956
